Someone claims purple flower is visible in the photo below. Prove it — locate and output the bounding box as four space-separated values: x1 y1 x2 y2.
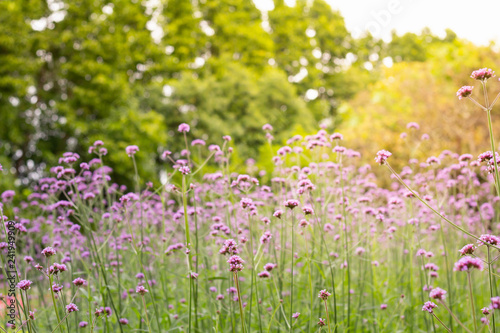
429 287 447 300
318 289 331 301
16 280 32 291
264 263 276 272
41 247 57 257
459 244 475 256
1 190 15 202
422 301 437 313
456 86 474 100
119 318 129 325
178 123 190 133
179 166 191 175
79 322 89 328
406 122 420 130
262 124 273 131
219 239 239 255
52 284 63 293
292 312 300 319
258 271 270 278
284 199 299 209
73 278 87 287
471 68 495 81
491 296 500 310
125 145 139 157
227 255 244 272
330 133 343 140
240 198 254 210
453 256 484 272
302 206 314 215
66 303 79 313
318 318 326 327
478 234 500 247
375 150 392 165
136 285 149 295
380 304 387 310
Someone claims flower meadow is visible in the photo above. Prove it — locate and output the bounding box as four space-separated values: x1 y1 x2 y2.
2 70 500 332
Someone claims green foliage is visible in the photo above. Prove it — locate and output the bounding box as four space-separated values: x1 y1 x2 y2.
162 63 313 156
0 0 481 191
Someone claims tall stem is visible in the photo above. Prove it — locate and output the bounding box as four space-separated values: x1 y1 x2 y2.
487 246 496 331
486 109 500 197
467 272 478 333
234 272 247 333
181 176 193 332
289 210 295 333
324 301 332 333
141 296 153 333
432 314 452 333
48 275 64 333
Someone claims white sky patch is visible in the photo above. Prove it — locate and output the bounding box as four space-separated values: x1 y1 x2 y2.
253 0 500 46
305 88 319 100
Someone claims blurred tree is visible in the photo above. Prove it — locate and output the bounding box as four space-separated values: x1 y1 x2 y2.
27 0 167 185
0 0 44 186
161 62 314 156
199 0 274 70
338 39 500 174
160 0 207 77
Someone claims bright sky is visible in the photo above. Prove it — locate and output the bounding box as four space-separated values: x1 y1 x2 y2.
253 0 500 46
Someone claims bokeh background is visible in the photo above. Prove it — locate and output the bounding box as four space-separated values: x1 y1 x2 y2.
2 0 500 192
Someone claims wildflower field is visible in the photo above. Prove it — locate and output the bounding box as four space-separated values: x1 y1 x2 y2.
2 69 500 333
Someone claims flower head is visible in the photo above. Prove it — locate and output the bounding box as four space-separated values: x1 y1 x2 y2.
429 287 447 300
292 312 300 319
459 244 475 256
178 123 190 133
136 285 149 295
284 199 300 209
179 166 191 175
16 280 32 291
375 150 392 165
456 86 473 100
227 255 244 272
240 198 254 210
219 239 239 255
318 289 331 301
125 145 139 157
491 297 500 310
471 68 495 81
478 234 500 247
422 301 437 313
66 303 79 313
453 256 484 272
41 247 56 257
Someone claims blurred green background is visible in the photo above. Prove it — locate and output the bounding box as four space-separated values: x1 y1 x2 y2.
1 0 500 191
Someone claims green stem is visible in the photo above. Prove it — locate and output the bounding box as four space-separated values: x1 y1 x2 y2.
432 314 452 333
141 296 153 333
324 301 332 333
486 109 500 197
48 275 64 333
289 210 295 333
234 272 247 333
487 246 496 331
467 272 478 333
